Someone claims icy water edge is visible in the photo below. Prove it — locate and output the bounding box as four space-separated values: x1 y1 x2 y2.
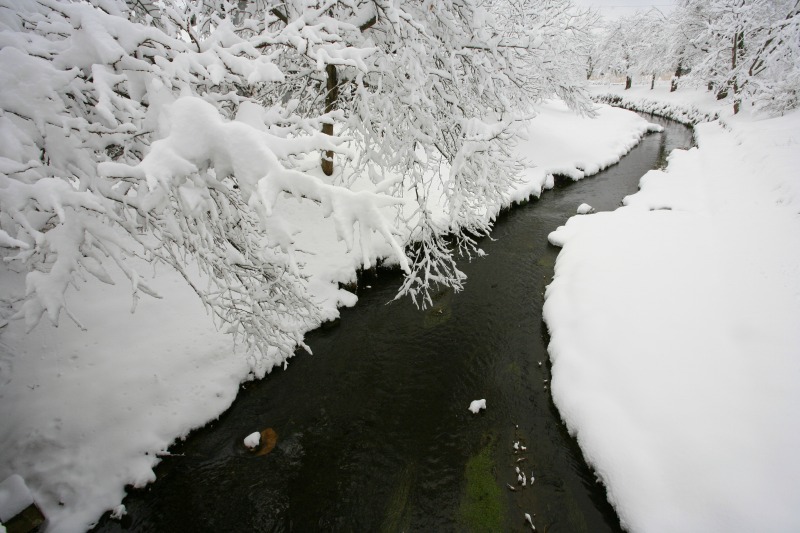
93 115 693 533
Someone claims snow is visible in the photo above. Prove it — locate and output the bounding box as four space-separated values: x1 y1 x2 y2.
0 99 658 531
0 260 250 532
243 432 261 449
109 504 126 520
509 100 663 203
576 203 594 214
468 399 487 414
0 474 34 523
545 83 800 532
524 511 535 530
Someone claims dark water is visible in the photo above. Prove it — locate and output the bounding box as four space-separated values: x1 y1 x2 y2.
94 115 692 533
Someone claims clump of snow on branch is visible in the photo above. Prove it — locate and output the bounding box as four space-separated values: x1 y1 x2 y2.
98 96 409 355
0 0 409 360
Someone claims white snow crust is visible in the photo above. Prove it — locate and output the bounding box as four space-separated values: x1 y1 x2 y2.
0 100 657 531
545 83 800 532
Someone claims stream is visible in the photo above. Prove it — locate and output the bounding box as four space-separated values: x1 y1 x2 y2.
94 114 693 533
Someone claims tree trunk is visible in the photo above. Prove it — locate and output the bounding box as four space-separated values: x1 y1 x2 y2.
625 75 632 90
321 64 338 176
650 73 655 90
731 30 744 115
670 61 683 92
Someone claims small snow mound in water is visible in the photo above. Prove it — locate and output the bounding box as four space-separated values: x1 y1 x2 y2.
468 399 486 414
576 203 594 214
243 431 261 449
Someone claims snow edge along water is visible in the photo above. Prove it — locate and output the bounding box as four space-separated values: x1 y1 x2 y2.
544 84 800 533
0 100 660 532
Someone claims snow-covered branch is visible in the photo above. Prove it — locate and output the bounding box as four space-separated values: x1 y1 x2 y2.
1 0 599 357
0 0 410 359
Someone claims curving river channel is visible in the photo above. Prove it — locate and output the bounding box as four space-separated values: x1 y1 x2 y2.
94 114 692 533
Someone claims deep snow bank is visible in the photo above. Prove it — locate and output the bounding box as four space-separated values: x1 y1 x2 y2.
545 84 800 532
0 101 658 532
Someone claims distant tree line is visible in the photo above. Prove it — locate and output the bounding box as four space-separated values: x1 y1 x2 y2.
588 0 800 115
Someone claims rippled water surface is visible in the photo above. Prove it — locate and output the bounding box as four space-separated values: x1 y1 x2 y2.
94 115 692 533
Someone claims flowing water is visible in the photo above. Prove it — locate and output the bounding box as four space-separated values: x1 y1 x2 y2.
94 115 692 533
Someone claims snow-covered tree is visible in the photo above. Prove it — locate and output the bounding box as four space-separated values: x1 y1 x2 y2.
631 10 674 90
0 0 407 360
665 1 708 92
0 0 596 362
592 10 673 90
239 0 597 304
593 16 642 89
678 0 800 114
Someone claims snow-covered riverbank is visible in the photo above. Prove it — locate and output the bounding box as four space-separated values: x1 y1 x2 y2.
0 101 658 532
545 84 800 532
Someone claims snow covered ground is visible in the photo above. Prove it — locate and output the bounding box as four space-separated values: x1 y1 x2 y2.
545 83 800 532
0 100 659 532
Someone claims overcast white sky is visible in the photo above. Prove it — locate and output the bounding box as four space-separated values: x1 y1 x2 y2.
574 0 677 19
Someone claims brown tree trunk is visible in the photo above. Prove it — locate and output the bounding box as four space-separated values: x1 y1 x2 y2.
322 64 338 176
671 61 684 92
731 30 744 115
625 75 632 90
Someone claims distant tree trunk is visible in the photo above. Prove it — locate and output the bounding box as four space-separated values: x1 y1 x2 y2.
650 73 656 90
233 0 248 25
625 75 632 90
731 30 744 115
321 64 338 176
670 61 684 92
